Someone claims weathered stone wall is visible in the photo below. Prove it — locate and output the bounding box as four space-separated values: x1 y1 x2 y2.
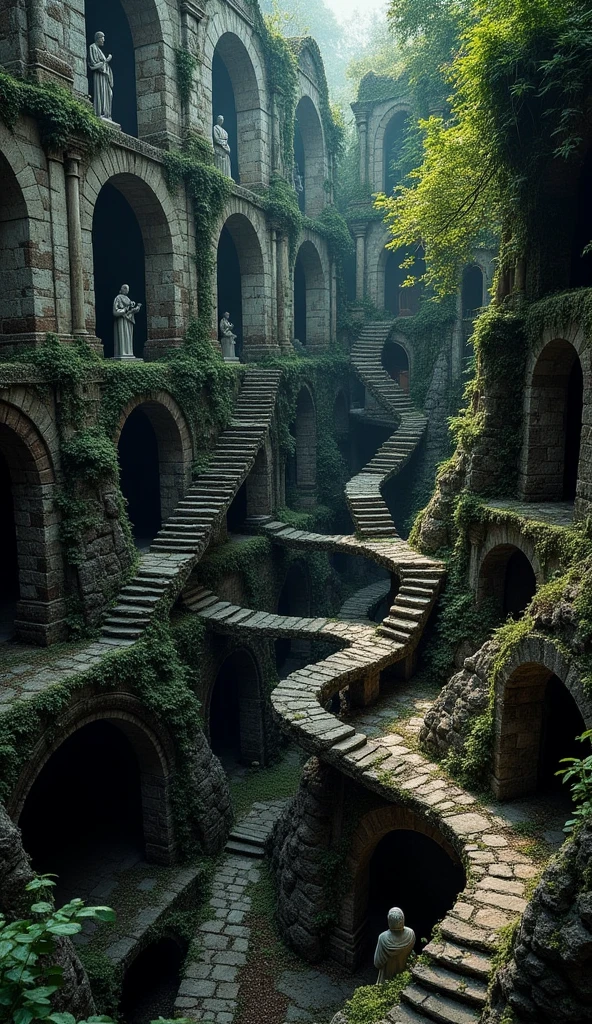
484 823 592 1024
189 727 234 854
420 641 494 757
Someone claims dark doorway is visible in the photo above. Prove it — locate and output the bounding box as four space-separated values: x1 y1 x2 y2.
212 50 239 182
120 937 186 1024
209 650 262 765
118 408 162 546
462 265 484 318
227 480 247 533
275 563 311 674
540 676 586 797
19 721 144 904
294 120 306 213
93 184 147 358
0 447 19 642
503 550 537 619
85 0 137 136
383 112 410 195
564 357 583 500
294 253 307 345
382 342 409 390
217 226 243 360
367 830 465 956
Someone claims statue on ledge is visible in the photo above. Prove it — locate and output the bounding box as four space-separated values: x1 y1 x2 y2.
113 284 142 360
88 31 114 121
219 312 238 362
374 908 415 984
213 115 233 178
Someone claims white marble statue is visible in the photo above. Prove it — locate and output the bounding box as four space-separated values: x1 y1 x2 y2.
293 162 304 195
374 908 415 984
113 285 142 360
213 115 233 178
88 32 114 121
219 312 238 362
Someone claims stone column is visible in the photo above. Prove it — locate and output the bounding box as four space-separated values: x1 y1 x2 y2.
271 92 283 175
64 152 87 336
352 223 367 302
27 0 46 58
180 1 205 132
276 230 292 353
47 149 69 337
354 107 369 185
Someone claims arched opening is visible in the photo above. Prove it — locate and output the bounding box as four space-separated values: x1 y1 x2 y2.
85 0 138 136
287 387 317 508
294 96 325 218
384 249 422 317
494 664 588 801
478 544 537 619
462 265 484 318
19 721 145 903
212 34 264 185
383 110 411 194
216 214 265 360
0 447 19 642
118 408 162 546
367 830 465 957
293 241 327 350
275 562 311 675
246 444 273 520
93 182 147 357
294 119 306 214
382 341 410 392
209 649 264 766
227 480 248 533
120 936 187 1024
0 151 34 339
570 146 592 288
521 339 583 502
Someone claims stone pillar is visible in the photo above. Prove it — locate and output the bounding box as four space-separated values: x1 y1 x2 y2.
354 107 369 185
180 1 205 132
349 667 380 708
271 92 283 176
27 0 46 58
47 150 69 337
64 152 87 336
270 227 278 340
352 223 367 302
276 230 293 353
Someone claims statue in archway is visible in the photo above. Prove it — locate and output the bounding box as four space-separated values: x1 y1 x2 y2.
374 907 415 984
88 31 114 121
213 115 233 179
219 312 238 362
113 284 142 360
293 162 304 195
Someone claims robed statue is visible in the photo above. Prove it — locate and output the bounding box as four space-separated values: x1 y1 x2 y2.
213 115 233 178
113 285 142 360
88 32 114 121
219 312 238 362
374 908 415 984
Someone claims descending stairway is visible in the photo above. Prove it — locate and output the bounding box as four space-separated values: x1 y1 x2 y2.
346 322 428 539
101 370 282 642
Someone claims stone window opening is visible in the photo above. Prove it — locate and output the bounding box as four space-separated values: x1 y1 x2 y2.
216 214 266 361
493 663 588 801
120 935 188 1023
208 649 266 766
85 0 137 136
382 110 411 195
294 97 326 218
17 716 175 906
462 264 485 319
275 561 312 675
520 338 584 504
382 340 410 392
293 241 328 351
477 544 538 620
211 34 265 186
384 248 423 317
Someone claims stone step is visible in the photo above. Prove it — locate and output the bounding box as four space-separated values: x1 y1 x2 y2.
331 732 367 755
385 1002 426 1023
103 613 149 629
102 623 144 640
229 829 266 847
423 940 492 983
379 625 415 644
440 917 497 954
400 585 434 598
401 984 480 1024
224 840 265 859
119 590 162 605
411 964 487 1009
109 604 153 620
397 595 432 610
389 605 424 622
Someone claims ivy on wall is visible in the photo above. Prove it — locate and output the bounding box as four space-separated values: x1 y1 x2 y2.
0 71 111 151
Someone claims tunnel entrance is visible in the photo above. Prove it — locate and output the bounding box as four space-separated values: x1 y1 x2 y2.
275 562 311 676
382 342 409 391
120 936 187 1024
93 183 147 358
503 549 537 619
209 649 264 766
118 407 162 547
540 675 586 798
462 265 484 318
85 0 137 136
19 721 144 904
0 447 19 642
367 830 465 956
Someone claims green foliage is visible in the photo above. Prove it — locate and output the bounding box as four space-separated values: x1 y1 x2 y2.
342 973 412 1024
490 917 520 975
229 749 302 818
0 877 115 1024
395 295 458 408
265 175 303 263
0 72 111 152
305 205 354 263
196 536 273 607
60 430 118 486
557 730 592 832
175 48 199 106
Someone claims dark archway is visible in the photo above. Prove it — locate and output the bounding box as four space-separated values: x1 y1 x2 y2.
383 110 411 194
522 340 583 502
211 34 264 185
92 183 147 357
85 0 138 136
275 562 311 675
209 649 264 765
118 407 162 546
462 265 484 318
19 721 144 904
294 96 325 218
227 480 248 532
216 214 265 359
478 544 538 619
212 49 239 182
217 225 243 359
382 341 409 391
294 119 306 213
290 387 317 507
384 249 422 317
120 937 187 1024
0 447 19 642
540 676 586 798
367 830 465 955
293 241 327 350
0 151 34 339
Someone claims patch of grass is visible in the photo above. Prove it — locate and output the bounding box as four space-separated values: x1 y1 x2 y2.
343 972 412 1024
230 748 303 820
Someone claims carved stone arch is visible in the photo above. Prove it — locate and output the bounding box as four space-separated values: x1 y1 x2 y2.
207 644 266 763
288 384 317 506
294 237 329 351
214 201 271 360
294 94 326 218
11 691 177 863
370 101 413 193
472 524 543 615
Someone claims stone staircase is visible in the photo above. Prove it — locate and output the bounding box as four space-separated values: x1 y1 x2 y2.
346 322 427 540
224 800 289 859
101 370 282 642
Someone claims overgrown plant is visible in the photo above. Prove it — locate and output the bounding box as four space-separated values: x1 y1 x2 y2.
557 729 592 832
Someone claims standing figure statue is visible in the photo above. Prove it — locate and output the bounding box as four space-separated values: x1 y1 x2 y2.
88 31 114 121
219 312 238 362
293 161 304 195
374 908 415 985
213 115 233 179
113 285 142 360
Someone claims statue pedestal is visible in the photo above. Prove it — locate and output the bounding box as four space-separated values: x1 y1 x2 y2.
100 116 121 130
221 337 239 362
113 354 139 362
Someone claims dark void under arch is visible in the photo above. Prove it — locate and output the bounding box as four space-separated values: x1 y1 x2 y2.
92 183 147 357
275 562 311 674
367 830 466 956
383 110 411 194
294 119 306 213
217 225 243 359
118 407 162 545
384 249 422 317
462 265 484 318
85 0 138 136
0 447 19 642
295 96 325 218
382 341 409 391
209 649 264 764
294 253 307 344
212 49 239 182
120 936 187 1024
0 151 34 338
212 33 263 185
478 544 537 619
19 721 144 903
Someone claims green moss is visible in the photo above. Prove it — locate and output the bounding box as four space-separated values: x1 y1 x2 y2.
0 70 111 151
343 974 412 1024
229 748 303 819
490 918 520 977
175 48 199 105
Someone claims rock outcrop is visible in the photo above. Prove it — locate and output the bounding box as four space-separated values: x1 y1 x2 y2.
191 728 233 854
420 641 495 756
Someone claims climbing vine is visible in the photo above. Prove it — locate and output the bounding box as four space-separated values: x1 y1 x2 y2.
175 47 199 106
0 70 111 151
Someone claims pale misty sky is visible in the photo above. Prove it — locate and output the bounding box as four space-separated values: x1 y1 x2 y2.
325 0 387 20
